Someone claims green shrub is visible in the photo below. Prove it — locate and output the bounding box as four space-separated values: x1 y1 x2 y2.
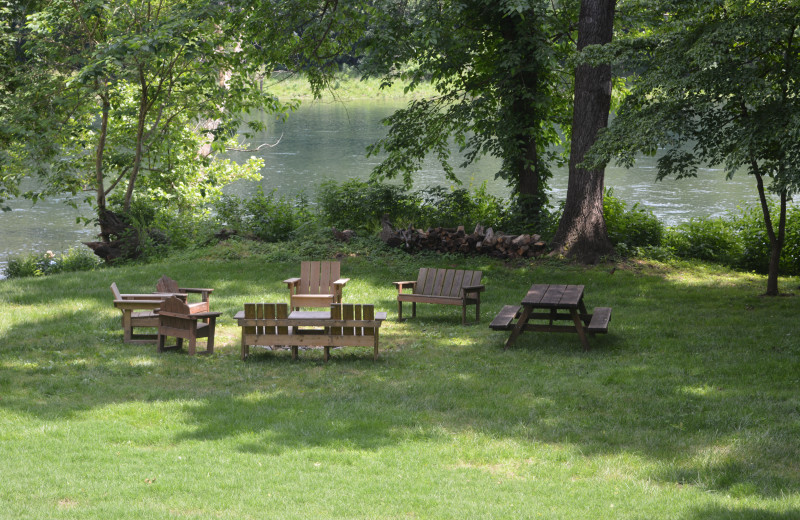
4 247 101 279
412 183 507 230
317 179 411 232
604 188 664 250
731 203 800 276
665 217 742 265
502 194 559 239
212 188 308 243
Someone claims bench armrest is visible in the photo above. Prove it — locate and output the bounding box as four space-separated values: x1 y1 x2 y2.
462 284 485 293
333 278 349 286
393 281 417 293
192 311 223 319
178 287 214 294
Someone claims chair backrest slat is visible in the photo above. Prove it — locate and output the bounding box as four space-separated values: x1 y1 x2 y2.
110 283 122 300
156 275 179 293
299 261 341 295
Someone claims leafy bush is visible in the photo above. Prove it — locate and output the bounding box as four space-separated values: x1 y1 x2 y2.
665 217 742 265
411 183 507 230
317 179 411 232
317 178 509 232
731 203 800 275
212 188 310 242
502 194 559 239
4 247 101 279
604 188 664 250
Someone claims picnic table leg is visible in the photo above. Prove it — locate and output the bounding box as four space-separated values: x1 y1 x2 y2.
570 309 590 351
504 305 533 350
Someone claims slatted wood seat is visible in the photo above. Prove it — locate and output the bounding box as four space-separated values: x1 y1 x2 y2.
489 305 521 331
284 261 349 310
236 303 387 361
111 282 185 344
587 307 612 333
156 296 221 356
393 268 485 325
156 274 213 305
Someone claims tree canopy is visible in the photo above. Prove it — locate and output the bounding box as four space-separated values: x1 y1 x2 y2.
362 0 578 214
590 0 800 293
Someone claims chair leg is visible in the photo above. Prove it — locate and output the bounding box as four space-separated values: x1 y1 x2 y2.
188 338 196 356
324 346 330 362
158 333 166 353
397 300 403 322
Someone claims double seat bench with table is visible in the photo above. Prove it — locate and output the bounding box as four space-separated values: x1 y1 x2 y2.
236 303 387 361
490 283 612 351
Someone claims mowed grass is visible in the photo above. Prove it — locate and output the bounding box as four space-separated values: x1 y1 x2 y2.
0 250 798 519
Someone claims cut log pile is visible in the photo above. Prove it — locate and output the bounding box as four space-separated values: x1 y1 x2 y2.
380 217 548 259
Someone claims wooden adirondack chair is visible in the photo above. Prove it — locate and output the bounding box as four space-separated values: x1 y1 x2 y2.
283 261 349 310
156 296 221 356
155 275 213 305
110 282 179 344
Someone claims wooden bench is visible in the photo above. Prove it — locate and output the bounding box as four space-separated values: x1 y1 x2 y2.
394 268 485 325
236 303 387 361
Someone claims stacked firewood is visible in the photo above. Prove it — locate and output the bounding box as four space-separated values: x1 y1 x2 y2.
380 218 548 259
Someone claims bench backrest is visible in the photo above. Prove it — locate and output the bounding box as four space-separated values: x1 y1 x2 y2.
243 303 290 336
298 261 341 295
330 304 377 337
156 275 179 293
413 268 482 297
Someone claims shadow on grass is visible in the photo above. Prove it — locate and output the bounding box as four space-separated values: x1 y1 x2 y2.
1 255 798 504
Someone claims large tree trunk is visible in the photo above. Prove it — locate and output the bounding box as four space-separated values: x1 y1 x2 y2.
551 0 616 263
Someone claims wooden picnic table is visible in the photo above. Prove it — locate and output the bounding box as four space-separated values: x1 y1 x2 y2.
490 284 611 351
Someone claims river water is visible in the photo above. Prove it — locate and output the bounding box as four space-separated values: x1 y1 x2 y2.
0 99 762 272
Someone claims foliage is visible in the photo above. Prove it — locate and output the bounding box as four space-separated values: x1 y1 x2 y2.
315 178 509 232
603 189 664 253
589 0 800 294
362 0 577 213
665 218 742 266
731 203 800 276
213 188 311 243
4 247 102 278
316 179 411 233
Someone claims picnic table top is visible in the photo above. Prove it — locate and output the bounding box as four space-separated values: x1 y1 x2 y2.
521 284 585 309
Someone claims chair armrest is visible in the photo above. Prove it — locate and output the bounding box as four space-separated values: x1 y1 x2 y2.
114 299 163 310
121 293 171 300
192 312 223 319
284 277 301 287
393 281 417 293
462 284 485 293
333 278 349 286
178 287 214 294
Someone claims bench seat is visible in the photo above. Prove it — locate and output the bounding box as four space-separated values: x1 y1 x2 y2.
489 305 521 331
587 307 612 333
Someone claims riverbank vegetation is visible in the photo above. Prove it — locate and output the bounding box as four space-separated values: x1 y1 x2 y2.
1 244 798 519
6 180 800 285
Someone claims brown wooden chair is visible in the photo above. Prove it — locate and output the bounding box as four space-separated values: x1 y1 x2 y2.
156 296 221 356
110 282 185 344
283 261 349 310
156 274 213 305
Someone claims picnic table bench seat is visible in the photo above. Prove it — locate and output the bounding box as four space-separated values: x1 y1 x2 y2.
236 303 387 361
394 268 484 325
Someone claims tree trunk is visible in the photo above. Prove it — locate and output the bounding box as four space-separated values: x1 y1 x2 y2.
754 164 786 296
95 92 110 236
551 0 616 262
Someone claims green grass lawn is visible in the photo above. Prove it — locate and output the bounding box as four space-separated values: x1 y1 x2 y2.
1 248 798 519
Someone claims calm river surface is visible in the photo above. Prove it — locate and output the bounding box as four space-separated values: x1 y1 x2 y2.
0 99 763 272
